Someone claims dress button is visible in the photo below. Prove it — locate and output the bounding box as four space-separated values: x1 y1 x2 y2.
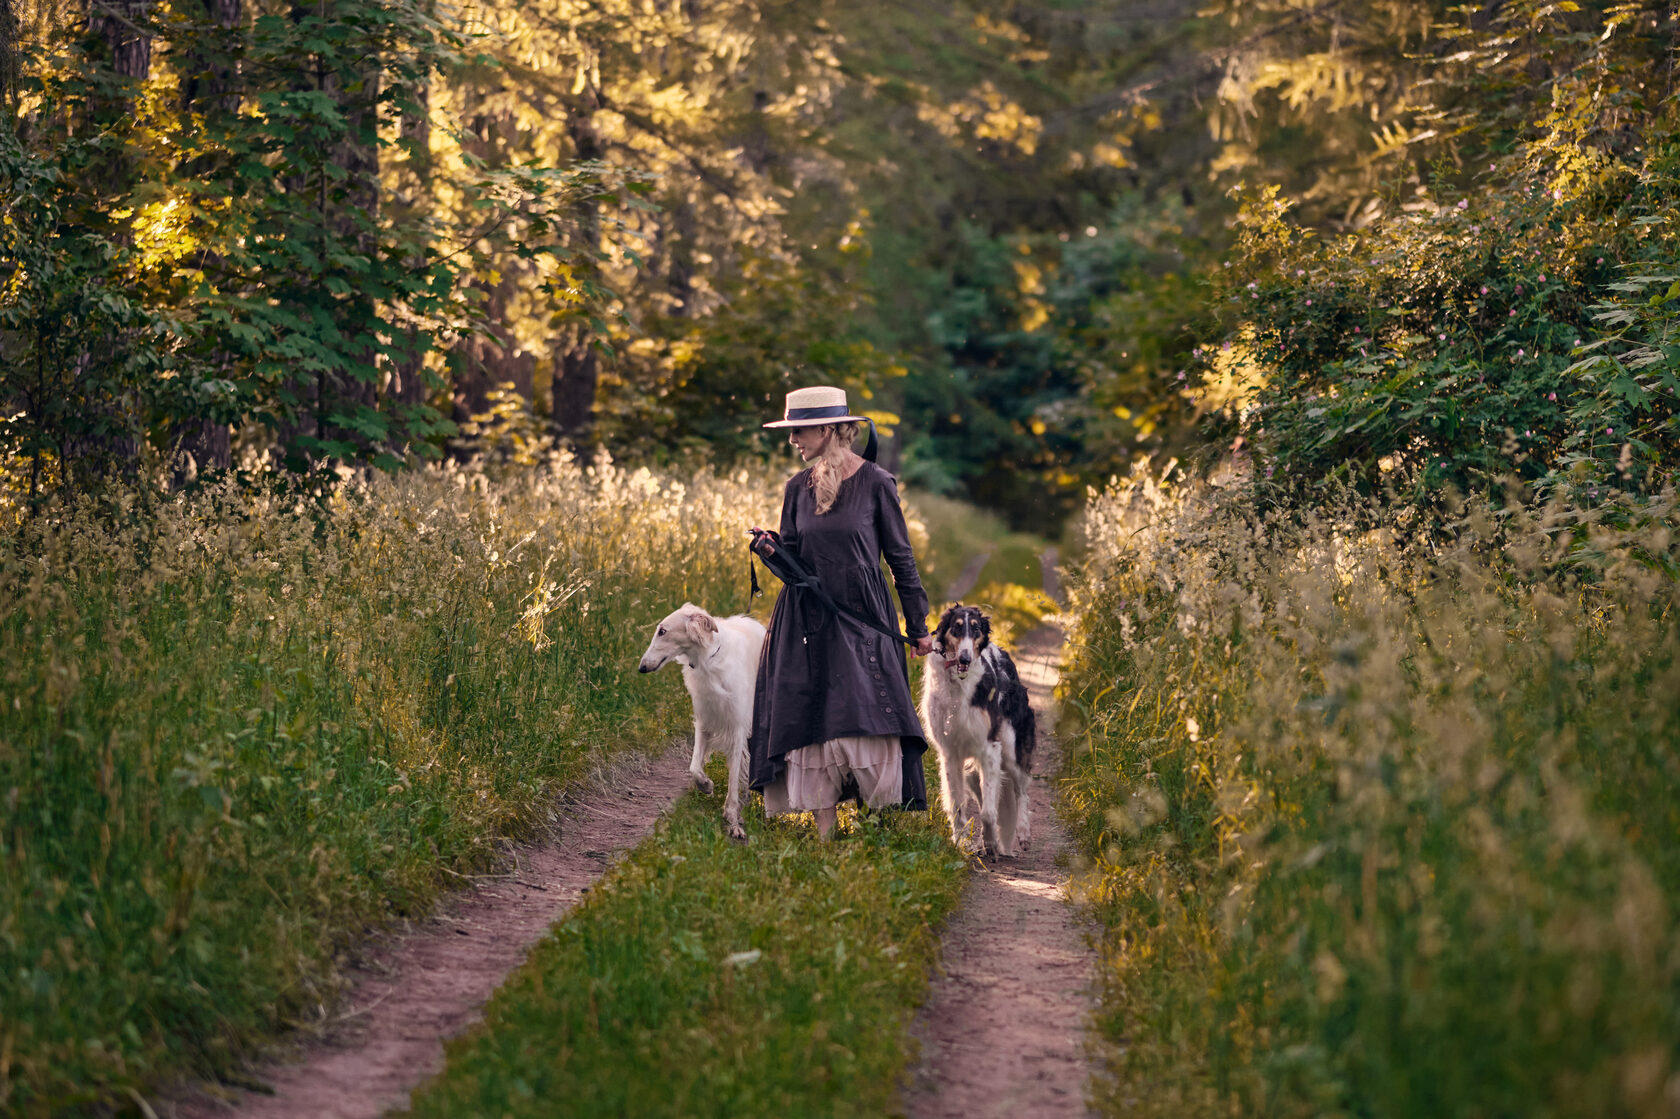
868 656 877 663
878 689 887 697
885 706 894 714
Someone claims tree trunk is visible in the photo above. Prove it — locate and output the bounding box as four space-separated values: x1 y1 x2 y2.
552 91 602 445
389 33 432 417
172 0 242 483
92 0 152 80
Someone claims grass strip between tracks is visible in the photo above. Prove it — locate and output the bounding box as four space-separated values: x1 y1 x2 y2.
398 755 969 1119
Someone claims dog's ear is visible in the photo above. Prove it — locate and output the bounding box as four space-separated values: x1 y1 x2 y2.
686 608 718 643
978 611 991 646
934 604 957 649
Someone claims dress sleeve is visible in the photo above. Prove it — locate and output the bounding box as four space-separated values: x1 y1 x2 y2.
874 470 931 638
778 474 802 556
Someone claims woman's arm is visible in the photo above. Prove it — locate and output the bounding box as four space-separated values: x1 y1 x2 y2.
777 475 801 555
875 472 931 640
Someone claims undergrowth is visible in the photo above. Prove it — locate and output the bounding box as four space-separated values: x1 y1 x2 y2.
1061 460 1680 1117
0 454 776 1115
397 754 968 1119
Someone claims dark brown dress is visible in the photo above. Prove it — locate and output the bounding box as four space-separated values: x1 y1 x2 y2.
747 461 932 809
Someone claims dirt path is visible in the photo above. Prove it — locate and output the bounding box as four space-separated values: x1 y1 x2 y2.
941 548 993 602
166 744 695 1119
903 548 1096 1119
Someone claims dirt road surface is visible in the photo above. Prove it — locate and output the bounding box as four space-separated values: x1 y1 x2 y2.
903 549 1097 1118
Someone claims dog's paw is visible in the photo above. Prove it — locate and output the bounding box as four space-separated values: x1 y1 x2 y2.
691 773 715 795
726 821 748 844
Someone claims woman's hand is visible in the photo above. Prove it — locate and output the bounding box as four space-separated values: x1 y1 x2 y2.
912 634 935 658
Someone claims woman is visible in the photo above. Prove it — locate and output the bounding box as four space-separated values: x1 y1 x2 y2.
748 386 936 838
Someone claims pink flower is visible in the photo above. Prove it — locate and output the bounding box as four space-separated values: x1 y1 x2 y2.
1548 392 1557 401
1517 348 1525 355
1481 286 1489 294
1597 257 1604 264
1607 427 1615 435
1509 310 1517 317
1539 274 1547 282
1439 333 1447 340
1457 199 1468 209
1305 298 1313 305
1354 326 1361 333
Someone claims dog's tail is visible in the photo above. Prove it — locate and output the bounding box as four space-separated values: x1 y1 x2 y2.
1016 702 1036 773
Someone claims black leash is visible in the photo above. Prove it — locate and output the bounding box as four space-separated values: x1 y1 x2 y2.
748 529 917 648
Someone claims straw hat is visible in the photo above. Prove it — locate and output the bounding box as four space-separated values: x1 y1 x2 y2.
762 385 868 429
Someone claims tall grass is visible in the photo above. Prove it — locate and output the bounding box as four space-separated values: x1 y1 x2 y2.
0 454 776 1115
1060 462 1680 1117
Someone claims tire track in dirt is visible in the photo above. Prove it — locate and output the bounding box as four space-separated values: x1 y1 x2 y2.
903 545 1096 1119
166 744 695 1119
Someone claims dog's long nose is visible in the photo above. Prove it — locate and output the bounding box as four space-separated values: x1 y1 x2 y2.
958 651 972 666
637 661 654 674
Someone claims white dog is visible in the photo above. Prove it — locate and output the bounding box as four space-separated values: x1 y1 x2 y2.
637 603 765 842
919 604 1036 857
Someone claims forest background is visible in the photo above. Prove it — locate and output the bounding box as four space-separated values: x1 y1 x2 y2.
7 0 1680 525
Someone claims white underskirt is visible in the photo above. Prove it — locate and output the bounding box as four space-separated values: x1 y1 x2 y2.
762 734 902 815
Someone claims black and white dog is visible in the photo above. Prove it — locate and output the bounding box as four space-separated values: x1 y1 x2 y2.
919 604 1036 856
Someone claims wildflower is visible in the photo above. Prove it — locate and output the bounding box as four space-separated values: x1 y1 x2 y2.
1597 257 1604 264
1509 309 1517 317
1471 225 1481 233
1354 326 1361 333
1481 286 1488 294
1297 269 1305 276
1607 427 1614 435
1517 348 1525 356
1439 333 1447 340
1538 274 1547 282
1457 199 1468 209
1548 392 1557 401
1515 285 1523 294
1223 261 1231 268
